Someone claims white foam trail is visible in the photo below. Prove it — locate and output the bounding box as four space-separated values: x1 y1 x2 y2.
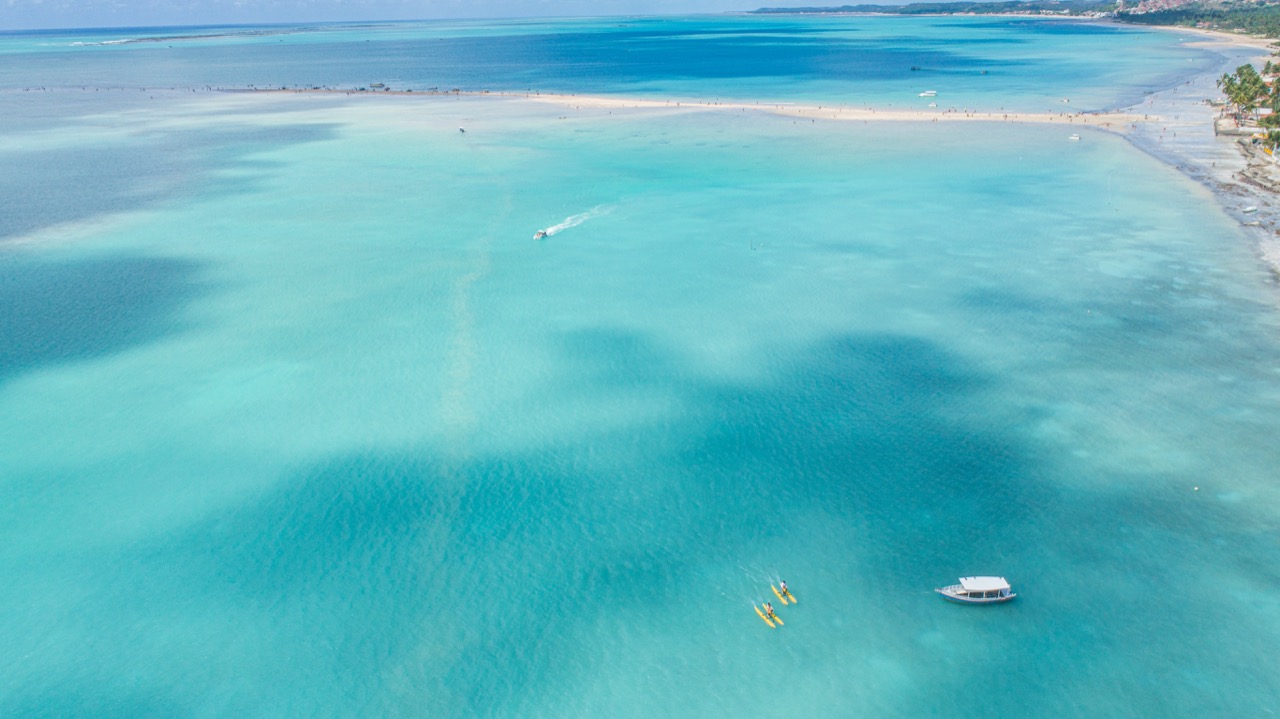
541 205 611 237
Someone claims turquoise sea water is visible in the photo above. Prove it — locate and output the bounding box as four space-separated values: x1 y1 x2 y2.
3 16 1280 717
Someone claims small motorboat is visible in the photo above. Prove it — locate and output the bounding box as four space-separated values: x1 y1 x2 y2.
919 90 937 97
533 229 547 240
935 576 1016 604
1068 134 1081 141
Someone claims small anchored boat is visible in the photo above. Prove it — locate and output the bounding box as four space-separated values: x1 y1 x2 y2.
935 576 1016 604
919 90 937 97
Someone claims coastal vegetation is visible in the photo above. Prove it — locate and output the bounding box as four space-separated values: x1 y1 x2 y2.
1216 59 1280 147
1118 2 1280 37
752 1 1114 15
1217 61 1269 121
752 0 1280 32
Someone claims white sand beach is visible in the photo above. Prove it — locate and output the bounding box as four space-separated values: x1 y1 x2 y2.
519 92 1149 129
275 86 1150 130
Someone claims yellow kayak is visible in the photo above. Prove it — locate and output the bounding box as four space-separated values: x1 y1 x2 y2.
769 610 784 626
772 585 790 605
754 605 776 628
783 587 797 604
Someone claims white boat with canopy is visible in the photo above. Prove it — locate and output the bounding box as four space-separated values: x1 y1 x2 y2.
935 576 1016 604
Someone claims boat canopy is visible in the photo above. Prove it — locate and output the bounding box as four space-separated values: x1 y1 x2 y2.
958 576 1011 592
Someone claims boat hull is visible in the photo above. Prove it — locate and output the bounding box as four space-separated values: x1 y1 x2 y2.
935 587 1016 604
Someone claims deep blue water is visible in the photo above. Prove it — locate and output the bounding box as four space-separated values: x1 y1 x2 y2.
1 16 1215 110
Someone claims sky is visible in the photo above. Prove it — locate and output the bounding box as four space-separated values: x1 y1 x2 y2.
0 0 841 31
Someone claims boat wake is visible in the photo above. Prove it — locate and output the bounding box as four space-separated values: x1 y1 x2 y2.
536 205 611 239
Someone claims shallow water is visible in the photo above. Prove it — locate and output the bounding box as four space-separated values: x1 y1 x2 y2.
2 17 1280 718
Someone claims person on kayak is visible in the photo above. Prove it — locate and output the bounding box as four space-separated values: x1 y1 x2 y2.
764 601 776 619
780 580 788 594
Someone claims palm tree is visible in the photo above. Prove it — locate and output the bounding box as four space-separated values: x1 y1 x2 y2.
1218 64 1271 123
1235 64 1265 121
1218 72 1241 120
1264 82 1280 128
